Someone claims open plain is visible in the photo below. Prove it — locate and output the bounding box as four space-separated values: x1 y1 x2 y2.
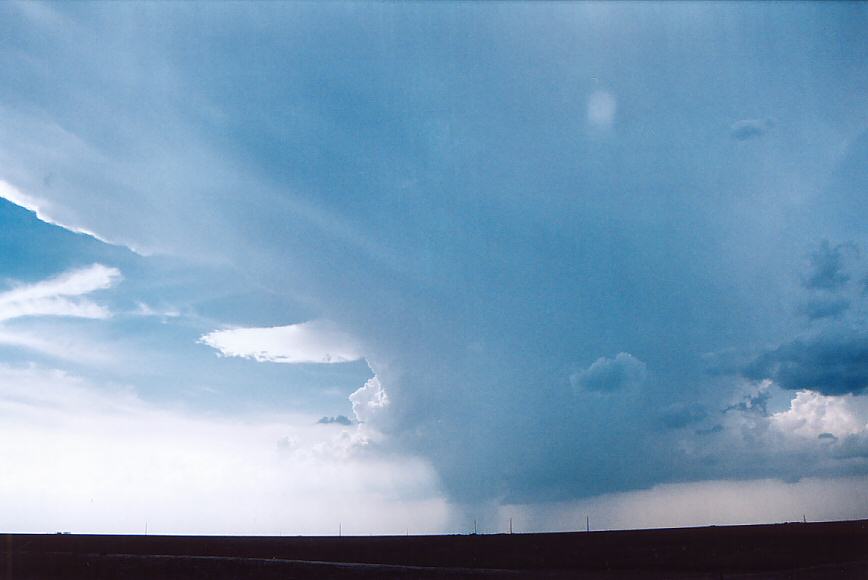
2 519 867 579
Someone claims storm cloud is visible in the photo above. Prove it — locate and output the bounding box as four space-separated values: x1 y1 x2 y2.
743 332 868 396
1 2 867 515
802 241 857 291
800 297 850 320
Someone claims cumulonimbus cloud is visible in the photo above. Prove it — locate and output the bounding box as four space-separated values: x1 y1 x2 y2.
3 2 867 516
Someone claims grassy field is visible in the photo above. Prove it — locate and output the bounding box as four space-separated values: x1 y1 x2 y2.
3 519 867 579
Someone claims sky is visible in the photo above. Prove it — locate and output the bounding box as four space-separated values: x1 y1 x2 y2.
1 1 867 535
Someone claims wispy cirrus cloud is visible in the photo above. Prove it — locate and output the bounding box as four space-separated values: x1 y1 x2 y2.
0 328 115 366
0 263 121 322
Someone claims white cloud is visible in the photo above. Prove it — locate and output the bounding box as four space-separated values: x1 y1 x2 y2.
199 319 364 364
200 319 393 434
0 264 121 322
132 302 181 319
0 180 121 248
0 364 450 535
770 390 868 439
587 90 616 130
350 375 390 424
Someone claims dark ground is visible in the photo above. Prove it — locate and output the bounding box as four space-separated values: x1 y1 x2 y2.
2 519 867 579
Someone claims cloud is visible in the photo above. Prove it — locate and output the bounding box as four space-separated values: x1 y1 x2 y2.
132 302 181 319
0 328 115 366
730 118 775 140
199 320 363 364
724 383 771 415
4 1 868 514
800 297 850 320
834 433 868 459
0 180 125 250
349 375 390 424
0 363 449 535
743 331 868 395
802 240 856 291
571 353 647 392
587 90 616 130
769 390 868 439
659 402 708 430
318 414 353 426
0 264 121 322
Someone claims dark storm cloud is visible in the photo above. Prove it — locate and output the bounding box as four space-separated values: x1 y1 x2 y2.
743 332 868 396
730 118 774 140
802 241 856 291
3 0 868 510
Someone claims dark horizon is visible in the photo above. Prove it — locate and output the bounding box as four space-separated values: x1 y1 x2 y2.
5 518 868 579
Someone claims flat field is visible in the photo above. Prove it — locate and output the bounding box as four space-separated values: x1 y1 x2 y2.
2 519 867 579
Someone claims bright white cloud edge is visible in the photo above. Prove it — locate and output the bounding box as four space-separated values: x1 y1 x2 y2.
199 320 364 364
0 180 142 252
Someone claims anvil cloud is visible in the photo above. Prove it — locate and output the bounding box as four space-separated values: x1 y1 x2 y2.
1 1 868 530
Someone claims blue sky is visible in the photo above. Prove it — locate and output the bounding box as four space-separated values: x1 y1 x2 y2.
1 2 868 534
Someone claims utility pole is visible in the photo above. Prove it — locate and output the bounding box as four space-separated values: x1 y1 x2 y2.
509 518 513 535
474 519 478 535
586 515 590 533
339 522 342 537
